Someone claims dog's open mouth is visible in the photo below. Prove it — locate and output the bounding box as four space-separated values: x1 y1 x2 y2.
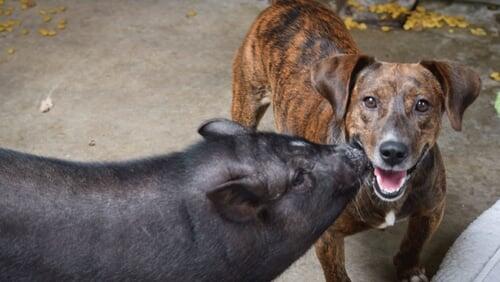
372 167 409 201
349 138 427 202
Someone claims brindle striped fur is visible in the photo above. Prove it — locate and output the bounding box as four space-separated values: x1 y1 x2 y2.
231 1 481 281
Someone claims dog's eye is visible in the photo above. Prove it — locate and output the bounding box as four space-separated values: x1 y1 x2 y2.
292 168 306 186
363 96 377 109
415 99 430 112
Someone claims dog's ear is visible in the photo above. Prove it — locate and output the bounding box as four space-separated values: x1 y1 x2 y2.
198 118 252 138
311 54 375 122
207 178 268 223
420 60 481 131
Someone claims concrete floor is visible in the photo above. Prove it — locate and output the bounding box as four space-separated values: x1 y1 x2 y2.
0 0 499 281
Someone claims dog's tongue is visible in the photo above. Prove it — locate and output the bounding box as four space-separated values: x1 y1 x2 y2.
374 167 407 192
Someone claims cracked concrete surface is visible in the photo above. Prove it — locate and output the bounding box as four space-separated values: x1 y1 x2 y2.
0 0 499 281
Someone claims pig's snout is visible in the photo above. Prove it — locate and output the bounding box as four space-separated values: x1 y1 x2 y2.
333 144 371 179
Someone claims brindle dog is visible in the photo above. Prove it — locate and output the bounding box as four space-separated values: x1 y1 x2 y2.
231 0 481 281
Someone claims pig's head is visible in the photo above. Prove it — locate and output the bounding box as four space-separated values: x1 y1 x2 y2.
198 119 369 242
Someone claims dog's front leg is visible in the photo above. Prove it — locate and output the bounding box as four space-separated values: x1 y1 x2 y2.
315 231 351 282
393 202 445 282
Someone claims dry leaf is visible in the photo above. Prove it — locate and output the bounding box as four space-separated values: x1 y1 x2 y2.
39 97 53 113
491 72 500 81
186 10 197 18
470 27 487 36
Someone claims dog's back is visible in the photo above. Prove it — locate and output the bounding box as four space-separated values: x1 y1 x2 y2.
232 0 358 141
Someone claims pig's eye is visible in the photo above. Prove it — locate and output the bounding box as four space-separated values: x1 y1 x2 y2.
292 169 306 186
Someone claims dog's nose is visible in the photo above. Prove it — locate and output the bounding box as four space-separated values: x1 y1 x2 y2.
379 141 408 166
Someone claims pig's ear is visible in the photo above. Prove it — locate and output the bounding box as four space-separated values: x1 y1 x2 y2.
420 60 481 131
311 54 375 123
207 179 267 223
198 118 252 138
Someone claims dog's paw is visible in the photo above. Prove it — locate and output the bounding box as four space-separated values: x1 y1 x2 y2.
399 267 428 282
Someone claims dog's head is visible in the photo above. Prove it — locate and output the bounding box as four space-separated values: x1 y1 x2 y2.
311 54 481 201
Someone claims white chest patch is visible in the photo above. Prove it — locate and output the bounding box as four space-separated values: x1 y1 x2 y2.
377 210 396 229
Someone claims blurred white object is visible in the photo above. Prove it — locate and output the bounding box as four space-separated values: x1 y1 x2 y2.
39 97 53 113
433 200 500 282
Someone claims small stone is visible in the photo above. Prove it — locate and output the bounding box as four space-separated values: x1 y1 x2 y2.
88 140 96 147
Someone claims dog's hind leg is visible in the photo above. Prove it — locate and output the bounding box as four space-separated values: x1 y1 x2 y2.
231 49 270 129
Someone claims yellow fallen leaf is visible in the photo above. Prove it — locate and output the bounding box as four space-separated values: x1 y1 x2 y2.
42 15 52 23
369 3 409 19
490 72 500 81
344 17 367 30
38 27 49 36
401 5 471 31
186 10 197 18
347 0 366 11
416 6 426 12
21 28 29 35
381 26 391 32
20 0 36 7
470 27 486 36
6 47 15 55
38 28 56 36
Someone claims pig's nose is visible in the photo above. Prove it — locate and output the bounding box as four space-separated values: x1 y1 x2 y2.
379 141 408 166
333 144 369 176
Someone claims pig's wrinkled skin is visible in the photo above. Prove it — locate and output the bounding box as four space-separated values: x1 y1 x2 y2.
0 119 368 281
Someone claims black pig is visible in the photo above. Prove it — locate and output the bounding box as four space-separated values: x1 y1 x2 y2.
0 119 368 281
